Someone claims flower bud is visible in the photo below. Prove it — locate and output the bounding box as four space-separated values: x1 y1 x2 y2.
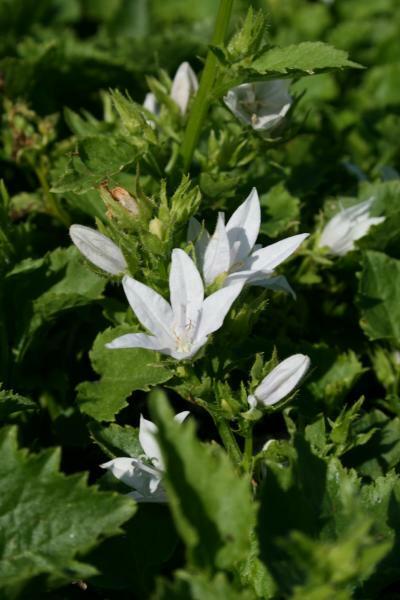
110 186 139 216
249 354 310 407
149 217 166 240
70 225 127 275
170 62 199 115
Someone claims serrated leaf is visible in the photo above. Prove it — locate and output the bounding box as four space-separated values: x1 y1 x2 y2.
251 42 361 76
150 395 255 572
77 326 172 421
357 251 400 344
52 136 139 194
260 183 300 238
89 422 142 458
0 426 135 595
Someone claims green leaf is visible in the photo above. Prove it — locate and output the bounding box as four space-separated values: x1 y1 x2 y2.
260 183 300 238
89 421 142 458
52 135 139 194
150 395 255 572
77 326 172 421
0 387 36 421
357 251 400 344
250 42 361 76
0 426 135 596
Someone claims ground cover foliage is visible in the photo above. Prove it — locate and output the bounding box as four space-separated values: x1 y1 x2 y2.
1 0 400 598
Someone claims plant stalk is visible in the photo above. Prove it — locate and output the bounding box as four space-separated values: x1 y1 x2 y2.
181 0 234 171
216 418 242 465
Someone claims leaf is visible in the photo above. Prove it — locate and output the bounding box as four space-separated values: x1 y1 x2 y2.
357 251 400 344
150 394 255 572
89 422 142 458
52 135 139 194
0 426 135 596
0 387 37 420
77 326 172 421
250 42 361 76
154 571 254 600
260 183 300 238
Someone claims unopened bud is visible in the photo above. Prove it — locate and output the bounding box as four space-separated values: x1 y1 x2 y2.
110 187 139 216
149 217 165 240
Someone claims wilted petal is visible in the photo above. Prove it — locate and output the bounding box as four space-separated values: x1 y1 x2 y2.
197 283 243 340
170 62 199 115
106 332 168 352
253 354 310 406
245 233 308 273
122 276 174 344
203 212 231 286
226 188 261 266
70 225 127 275
169 249 204 332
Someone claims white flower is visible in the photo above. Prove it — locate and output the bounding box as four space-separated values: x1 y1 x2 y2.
143 61 198 117
188 188 308 291
318 197 385 256
102 411 189 502
248 354 310 409
69 225 127 275
106 249 243 360
224 80 292 134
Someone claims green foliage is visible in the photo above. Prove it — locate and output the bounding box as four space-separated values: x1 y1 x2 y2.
150 395 255 572
77 326 172 420
259 183 300 238
0 426 135 597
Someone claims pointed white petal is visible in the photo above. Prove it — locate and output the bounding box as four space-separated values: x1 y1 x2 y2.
226 188 261 265
245 233 308 273
101 457 162 494
70 225 127 275
174 411 190 424
203 212 231 286
170 62 199 115
122 276 174 343
169 249 204 332
197 283 243 340
106 332 168 352
254 354 310 406
139 415 164 470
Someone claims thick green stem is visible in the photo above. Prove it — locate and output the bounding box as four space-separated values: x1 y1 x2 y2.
181 0 234 171
243 428 254 473
216 418 242 465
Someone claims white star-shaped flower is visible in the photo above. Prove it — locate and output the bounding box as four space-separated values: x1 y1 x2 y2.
318 197 385 256
106 249 243 360
102 411 189 502
224 80 292 135
188 188 308 292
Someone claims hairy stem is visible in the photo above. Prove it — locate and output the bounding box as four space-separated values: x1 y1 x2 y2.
181 0 234 171
216 418 242 465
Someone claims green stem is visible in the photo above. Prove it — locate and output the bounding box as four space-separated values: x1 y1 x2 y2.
35 161 70 227
216 418 242 465
243 428 253 472
181 0 234 171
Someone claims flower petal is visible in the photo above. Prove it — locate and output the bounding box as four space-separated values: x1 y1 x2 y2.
143 92 158 115
169 249 204 332
203 212 231 286
122 275 174 343
245 233 308 273
70 225 127 275
226 188 261 266
139 415 164 470
174 411 190 424
170 62 198 115
197 283 243 340
101 457 162 495
106 332 168 352
254 354 310 406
